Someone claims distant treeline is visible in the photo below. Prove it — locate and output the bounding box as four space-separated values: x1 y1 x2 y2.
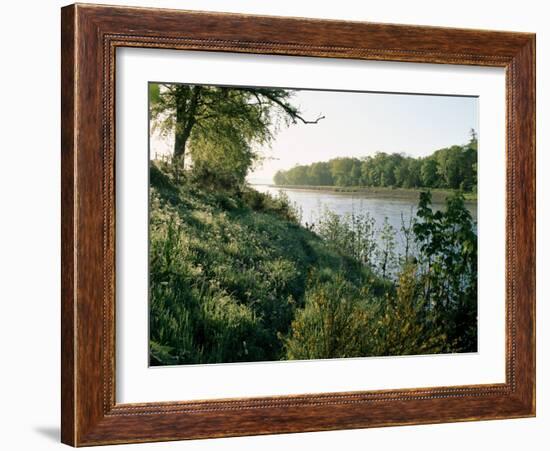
273 132 478 192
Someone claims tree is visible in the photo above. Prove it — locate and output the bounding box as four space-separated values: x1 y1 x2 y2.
307 161 333 185
150 84 324 177
350 160 362 185
405 159 422 188
413 191 477 352
436 146 463 189
462 130 478 191
393 157 410 187
421 157 438 188
273 170 288 185
380 153 398 187
468 128 478 147
271 131 478 192
331 157 358 186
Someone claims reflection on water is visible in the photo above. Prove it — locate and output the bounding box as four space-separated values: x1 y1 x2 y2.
253 184 477 257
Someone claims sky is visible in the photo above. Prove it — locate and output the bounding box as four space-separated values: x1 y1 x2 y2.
150 87 478 184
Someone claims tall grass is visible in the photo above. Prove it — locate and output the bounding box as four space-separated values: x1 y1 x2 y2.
149 163 372 364
149 162 477 365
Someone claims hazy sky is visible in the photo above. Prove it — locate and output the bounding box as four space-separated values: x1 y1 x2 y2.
151 88 478 184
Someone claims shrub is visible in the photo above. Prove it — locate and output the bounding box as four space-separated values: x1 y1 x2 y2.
367 263 447 356
148 162 477 365
284 273 373 360
241 187 302 223
413 191 477 352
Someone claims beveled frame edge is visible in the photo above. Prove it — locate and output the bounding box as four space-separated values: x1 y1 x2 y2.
61 3 535 446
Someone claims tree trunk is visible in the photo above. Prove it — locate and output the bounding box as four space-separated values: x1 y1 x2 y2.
173 86 202 167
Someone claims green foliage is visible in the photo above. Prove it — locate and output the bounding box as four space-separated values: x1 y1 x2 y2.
148 79 478 365
377 217 397 279
149 215 264 365
421 157 439 187
284 264 447 360
240 188 302 223
149 162 368 364
366 263 447 356
149 83 322 188
284 274 372 360
315 209 377 269
148 83 160 107
189 132 256 190
413 191 478 352
149 160 477 364
273 135 478 193
283 191 476 359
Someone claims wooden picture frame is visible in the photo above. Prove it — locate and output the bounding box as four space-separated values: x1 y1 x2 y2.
61 3 535 446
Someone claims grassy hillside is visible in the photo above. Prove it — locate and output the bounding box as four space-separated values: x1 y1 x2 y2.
149 163 386 365
149 161 476 366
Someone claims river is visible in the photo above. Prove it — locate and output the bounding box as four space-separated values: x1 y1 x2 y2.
252 184 477 258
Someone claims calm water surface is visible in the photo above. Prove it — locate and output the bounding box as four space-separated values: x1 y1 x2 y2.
253 184 477 257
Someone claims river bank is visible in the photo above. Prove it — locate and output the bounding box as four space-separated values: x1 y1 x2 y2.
264 184 477 203
150 163 478 365
253 183 477 259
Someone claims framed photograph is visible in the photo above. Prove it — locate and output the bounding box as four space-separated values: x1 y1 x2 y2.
61 3 535 446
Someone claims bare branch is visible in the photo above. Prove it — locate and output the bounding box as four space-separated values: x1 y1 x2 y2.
294 113 326 124
257 91 325 124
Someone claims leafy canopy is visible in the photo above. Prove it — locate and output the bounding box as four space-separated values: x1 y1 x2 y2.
150 83 323 187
